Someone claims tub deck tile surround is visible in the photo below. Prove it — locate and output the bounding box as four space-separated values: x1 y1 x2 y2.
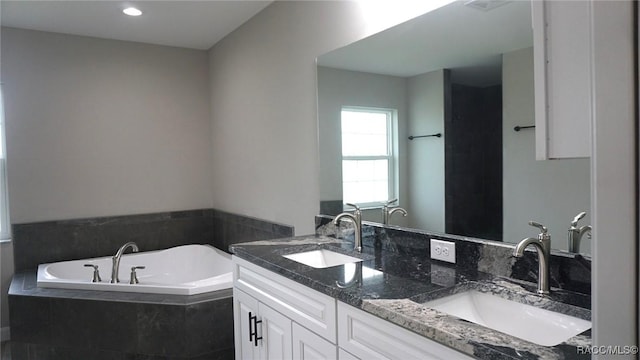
9 273 234 359
8 209 293 360
230 231 591 360
11 208 294 272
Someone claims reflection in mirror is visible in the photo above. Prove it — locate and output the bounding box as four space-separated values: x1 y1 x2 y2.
317 0 591 254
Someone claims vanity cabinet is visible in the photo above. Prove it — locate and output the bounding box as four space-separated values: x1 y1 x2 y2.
233 256 475 360
533 0 592 159
233 256 338 360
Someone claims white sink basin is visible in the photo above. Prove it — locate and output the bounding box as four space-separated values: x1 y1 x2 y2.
283 249 363 268
422 290 591 346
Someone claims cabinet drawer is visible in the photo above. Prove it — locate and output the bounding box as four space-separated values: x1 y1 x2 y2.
233 256 337 342
338 302 474 360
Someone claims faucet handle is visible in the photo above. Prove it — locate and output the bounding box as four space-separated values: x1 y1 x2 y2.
571 211 587 227
345 203 361 212
130 266 145 284
528 221 548 234
383 199 398 207
84 264 102 283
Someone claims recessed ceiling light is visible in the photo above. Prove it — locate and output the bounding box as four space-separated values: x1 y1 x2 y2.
123 7 142 16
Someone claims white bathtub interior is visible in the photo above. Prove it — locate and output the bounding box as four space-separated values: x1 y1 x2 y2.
37 244 232 295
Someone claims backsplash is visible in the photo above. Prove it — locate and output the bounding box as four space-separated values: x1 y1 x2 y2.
315 215 590 296
12 209 294 271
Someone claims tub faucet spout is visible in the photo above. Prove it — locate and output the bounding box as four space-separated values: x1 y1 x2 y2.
111 242 139 283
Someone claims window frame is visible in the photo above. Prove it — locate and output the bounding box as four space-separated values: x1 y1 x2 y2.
340 106 398 209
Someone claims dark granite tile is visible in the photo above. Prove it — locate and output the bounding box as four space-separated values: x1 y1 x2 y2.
50 298 138 353
185 298 233 356
319 200 343 216
48 345 125 360
8 295 51 344
188 348 234 360
136 304 186 356
13 208 289 271
25 343 51 360
8 341 28 360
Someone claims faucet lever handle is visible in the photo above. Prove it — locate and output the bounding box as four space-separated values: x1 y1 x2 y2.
345 203 361 211
130 266 145 284
84 264 102 283
528 221 548 234
571 211 587 227
383 198 398 206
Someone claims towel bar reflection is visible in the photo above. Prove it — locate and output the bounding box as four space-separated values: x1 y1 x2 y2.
408 133 442 140
514 125 535 132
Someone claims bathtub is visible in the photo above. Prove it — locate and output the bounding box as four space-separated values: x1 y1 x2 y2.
36 244 232 295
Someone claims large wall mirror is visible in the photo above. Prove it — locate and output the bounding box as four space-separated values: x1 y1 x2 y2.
317 0 591 254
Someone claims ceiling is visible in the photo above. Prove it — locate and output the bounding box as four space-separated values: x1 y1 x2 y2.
317 0 532 86
0 1 273 50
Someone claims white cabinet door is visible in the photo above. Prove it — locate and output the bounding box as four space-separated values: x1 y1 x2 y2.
234 288 261 360
259 302 293 360
292 323 337 360
234 289 293 360
533 0 592 159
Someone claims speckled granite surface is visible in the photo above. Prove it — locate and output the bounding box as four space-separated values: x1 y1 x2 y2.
230 235 591 360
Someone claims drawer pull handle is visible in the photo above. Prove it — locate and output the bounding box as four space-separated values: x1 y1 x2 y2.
249 312 262 346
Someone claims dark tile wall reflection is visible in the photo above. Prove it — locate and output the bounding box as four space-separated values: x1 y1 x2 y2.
12 208 294 271
445 84 503 241
316 215 591 297
319 200 343 216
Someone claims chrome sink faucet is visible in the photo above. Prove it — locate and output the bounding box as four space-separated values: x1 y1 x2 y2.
568 211 592 253
110 241 139 283
334 203 363 252
382 199 408 225
513 221 551 295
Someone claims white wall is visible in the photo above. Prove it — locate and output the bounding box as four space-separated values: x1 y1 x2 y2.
502 47 591 251
208 1 408 235
1 27 213 224
317 66 407 225
406 70 445 231
0 27 213 331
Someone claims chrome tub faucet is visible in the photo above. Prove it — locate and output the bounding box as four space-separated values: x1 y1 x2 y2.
110 241 139 283
334 203 363 252
513 221 551 295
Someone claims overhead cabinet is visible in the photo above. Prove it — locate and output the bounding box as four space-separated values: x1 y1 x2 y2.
533 0 592 159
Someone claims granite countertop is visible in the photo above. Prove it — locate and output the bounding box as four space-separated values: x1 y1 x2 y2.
230 235 591 360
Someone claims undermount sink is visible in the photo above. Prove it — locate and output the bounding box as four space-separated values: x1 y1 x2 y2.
422 290 591 346
283 249 363 269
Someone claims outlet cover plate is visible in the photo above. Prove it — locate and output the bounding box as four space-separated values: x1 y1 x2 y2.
430 239 456 263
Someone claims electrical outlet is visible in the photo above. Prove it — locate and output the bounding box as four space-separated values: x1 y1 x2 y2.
430 239 455 263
